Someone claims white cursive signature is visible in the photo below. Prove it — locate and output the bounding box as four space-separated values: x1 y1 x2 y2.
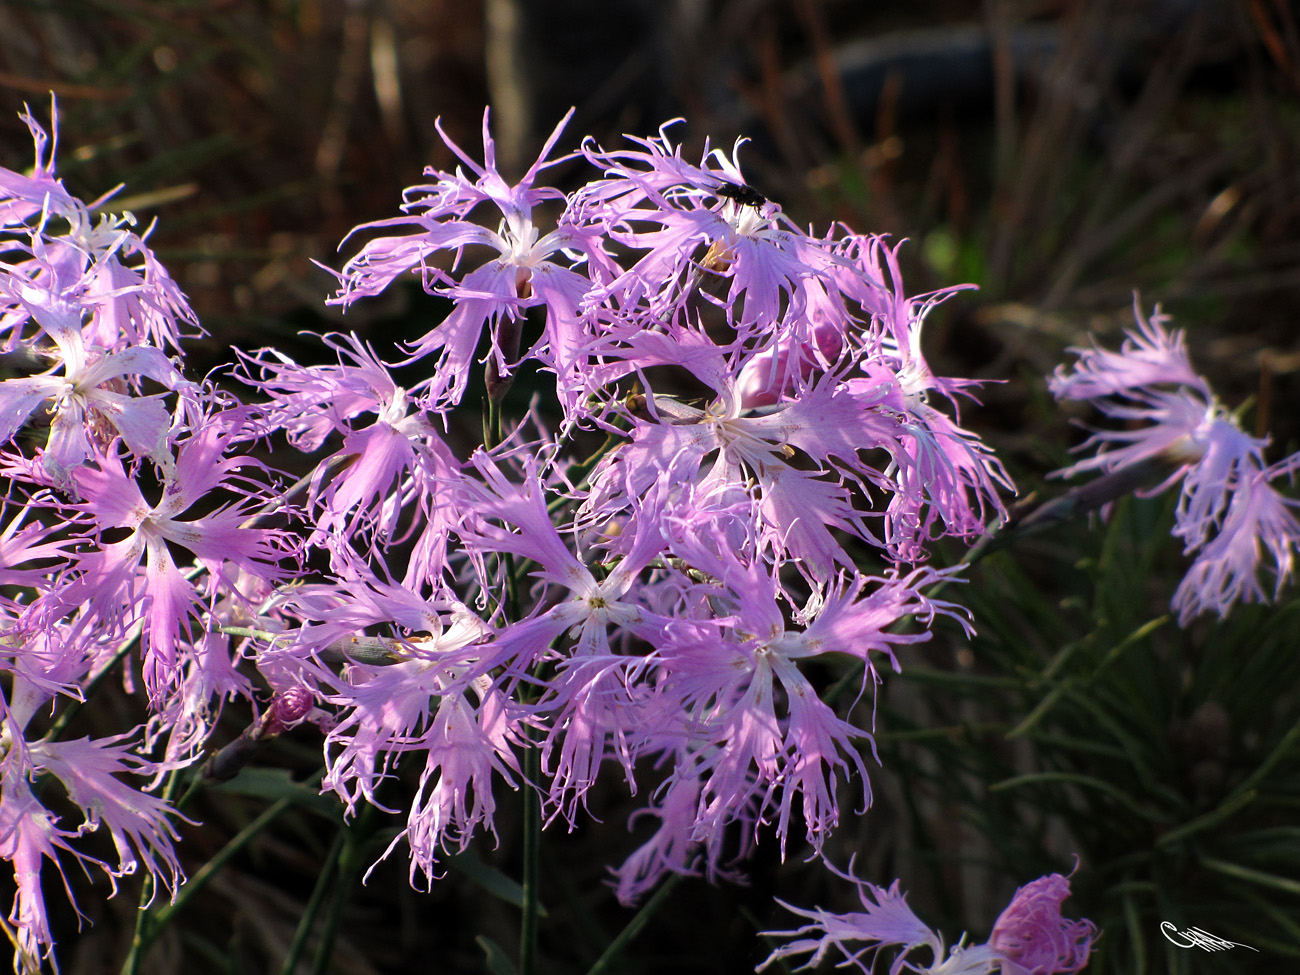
1160 921 1258 952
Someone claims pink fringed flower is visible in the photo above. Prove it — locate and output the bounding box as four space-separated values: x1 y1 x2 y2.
326 109 615 415
759 860 1096 975
990 871 1097 975
1051 298 1300 623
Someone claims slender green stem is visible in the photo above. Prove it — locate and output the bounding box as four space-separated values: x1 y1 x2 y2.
960 458 1169 567
119 769 188 975
310 852 351 975
546 430 622 516
519 741 542 975
240 451 358 530
311 803 374 975
511 538 537 975
584 873 683 975
174 772 206 813
145 794 297 943
483 395 503 451
281 831 345 975
480 390 545 975
119 873 154 975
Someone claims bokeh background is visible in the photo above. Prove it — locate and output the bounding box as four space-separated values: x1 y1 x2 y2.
2 1 1299 973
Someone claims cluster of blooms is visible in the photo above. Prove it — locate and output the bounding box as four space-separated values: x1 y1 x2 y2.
759 860 1096 975
264 109 1016 898
1050 299 1300 625
0 104 289 966
0 99 1099 972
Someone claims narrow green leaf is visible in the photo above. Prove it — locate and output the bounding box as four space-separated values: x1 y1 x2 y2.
1123 887 1147 974
586 873 683 975
478 935 518 975
446 849 548 917
1237 897 1300 954
1223 718 1300 802
1201 857 1300 897
991 771 1166 822
1156 789 1256 848
213 767 342 820
1007 680 1069 738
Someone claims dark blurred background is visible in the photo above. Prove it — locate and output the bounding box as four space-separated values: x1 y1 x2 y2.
3 0 1297 429
3 2 1299 973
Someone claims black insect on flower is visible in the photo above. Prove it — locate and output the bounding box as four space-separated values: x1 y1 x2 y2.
716 180 768 209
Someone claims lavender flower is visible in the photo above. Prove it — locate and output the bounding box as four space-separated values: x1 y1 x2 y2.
38 417 288 708
326 110 615 415
1 615 187 966
759 861 1096 975
0 280 185 481
0 102 197 355
0 106 197 486
1051 299 1300 623
239 332 462 581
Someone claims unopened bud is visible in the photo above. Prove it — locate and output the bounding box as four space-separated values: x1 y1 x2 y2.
264 686 314 736
486 317 524 403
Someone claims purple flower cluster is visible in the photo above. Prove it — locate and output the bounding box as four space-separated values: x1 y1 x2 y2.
0 103 278 966
0 100 1095 971
1050 299 1300 625
274 110 1011 897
